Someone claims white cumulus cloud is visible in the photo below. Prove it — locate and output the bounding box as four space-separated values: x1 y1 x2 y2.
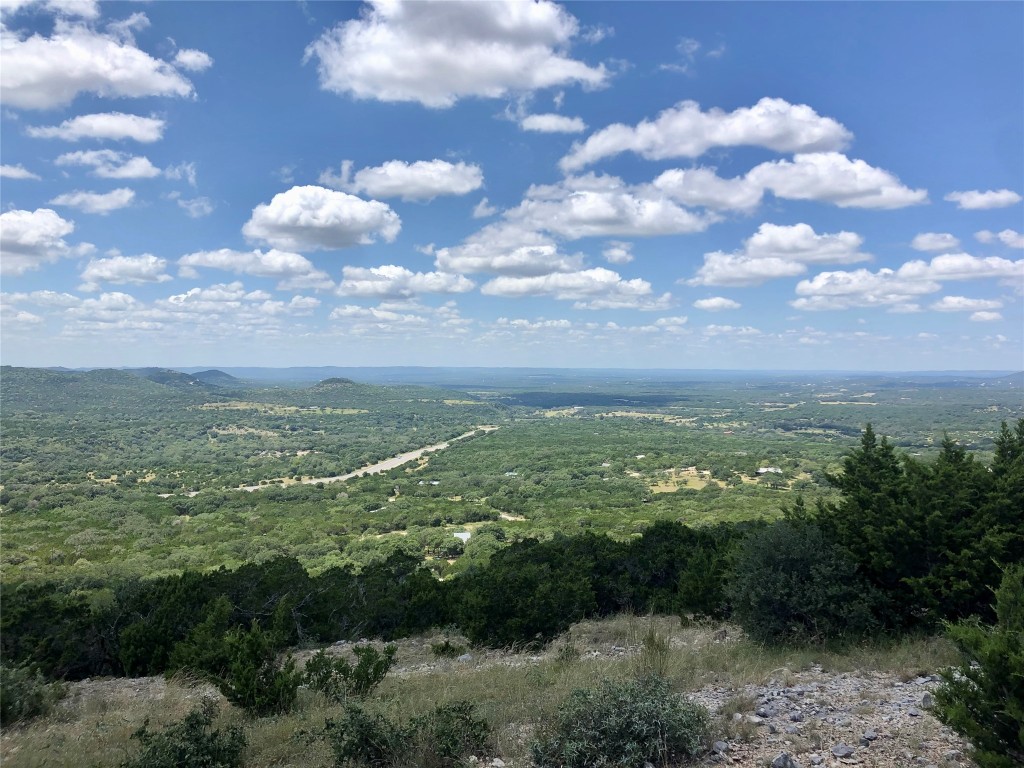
747 152 927 209
1 19 197 109
0 305 44 326
930 296 1003 312
702 324 762 337
790 270 933 311
322 159 484 201
911 232 960 252
688 223 870 286
159 282 270 315
655 316 689 330
49 187 135 214
688 254 806 287
969 311 1003 322
55 149 160 178
602 241 633 264
481 267 670 310
945 189 1022 210
791 253 1023 311
79 252 171 290
741 223 870 264
693 297 741 311
508 173 714 239
178 248 334 291
560 97 851 171
164 162 198 186
435 222 582 276
66 290 142 318
898 252 1024 282
0 207 91 274
25 112 166 142
472 197 498 218
176 196 214 218
172 48 213 72
0 0 100 20
976 229 1024 248
304 0 607 108
242 185 400 251
0 163 40 179
494 317 573 331
651 167 763 211
520 113 586 133
337 264 475 298
329 304 430 328
0 290 83 308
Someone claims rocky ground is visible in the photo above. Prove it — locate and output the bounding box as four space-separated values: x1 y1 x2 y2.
689 667 966 768
319 625 973 768
7 622 973 768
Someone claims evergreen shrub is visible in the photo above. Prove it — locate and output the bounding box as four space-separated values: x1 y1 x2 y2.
0 663 66 725
935 565 1024 768
303 644 396 702
218 620 301 716
323 700 490 768
531 675 709 768
727 519 880 644
120 699 245 768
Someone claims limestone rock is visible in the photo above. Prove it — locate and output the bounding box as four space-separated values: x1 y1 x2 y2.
771 752 801 768
831 743 856 758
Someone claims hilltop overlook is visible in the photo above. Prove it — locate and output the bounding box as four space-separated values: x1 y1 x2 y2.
1 366 1021 767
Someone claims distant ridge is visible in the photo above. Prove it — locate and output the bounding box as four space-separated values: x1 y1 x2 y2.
312 377 357 388
190 369 241 387
127 368 212 389
0 366 205 412
983 370 1024 389
170 366 1021 388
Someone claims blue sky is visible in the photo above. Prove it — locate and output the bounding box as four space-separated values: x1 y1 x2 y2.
1 0 1022 370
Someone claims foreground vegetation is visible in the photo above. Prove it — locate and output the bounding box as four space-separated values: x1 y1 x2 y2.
0 615 968 768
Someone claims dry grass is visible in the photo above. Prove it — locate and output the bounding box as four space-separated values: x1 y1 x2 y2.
1 676 216 768
0 616 960 768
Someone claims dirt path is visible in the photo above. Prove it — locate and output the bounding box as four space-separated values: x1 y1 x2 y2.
236 425 499 492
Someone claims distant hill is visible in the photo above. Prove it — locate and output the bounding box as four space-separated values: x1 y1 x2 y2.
237 374 495 412
0 366 496 416
982 371 1024 389
190 369 242 387
0 366 206 413
128 367 214 388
